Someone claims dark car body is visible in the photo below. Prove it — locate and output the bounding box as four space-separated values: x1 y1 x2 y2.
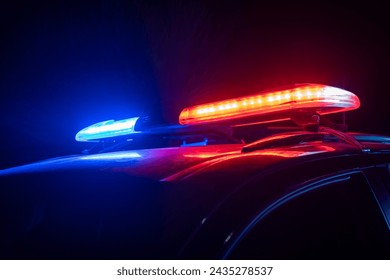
1 131 390 259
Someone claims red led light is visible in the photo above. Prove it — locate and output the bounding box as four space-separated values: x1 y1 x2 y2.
179 84 360 125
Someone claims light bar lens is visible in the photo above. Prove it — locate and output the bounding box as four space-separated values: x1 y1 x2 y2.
75 117 139 142
179 84 360 125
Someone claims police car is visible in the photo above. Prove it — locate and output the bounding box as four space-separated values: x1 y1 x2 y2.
1 84 390 259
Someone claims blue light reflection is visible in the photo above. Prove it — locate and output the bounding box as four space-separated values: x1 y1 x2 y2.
79 152 142 161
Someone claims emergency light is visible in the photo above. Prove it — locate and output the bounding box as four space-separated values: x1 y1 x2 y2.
75 117 140 142
179 84 360 125
75 84 360 142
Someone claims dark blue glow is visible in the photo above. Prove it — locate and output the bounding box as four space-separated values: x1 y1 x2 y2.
75 117 140 142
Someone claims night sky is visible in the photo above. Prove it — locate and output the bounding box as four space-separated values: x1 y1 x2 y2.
1 1 389 169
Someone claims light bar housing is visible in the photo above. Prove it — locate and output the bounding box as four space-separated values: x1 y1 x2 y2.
75 117 140 142
179 84 360 126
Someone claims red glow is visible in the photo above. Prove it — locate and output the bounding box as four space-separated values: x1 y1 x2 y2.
163 145 335 182
179 84 360 125
257 146 335 158
183 151 240 159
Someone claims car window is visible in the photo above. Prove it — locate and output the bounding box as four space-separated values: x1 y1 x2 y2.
227 172 390 259
363 164 390 230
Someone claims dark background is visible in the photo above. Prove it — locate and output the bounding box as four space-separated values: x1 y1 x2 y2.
1 0 389 169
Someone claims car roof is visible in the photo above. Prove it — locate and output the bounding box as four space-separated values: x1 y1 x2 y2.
0 139 367 181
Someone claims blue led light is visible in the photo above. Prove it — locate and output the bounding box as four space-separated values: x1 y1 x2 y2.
75 117 140 142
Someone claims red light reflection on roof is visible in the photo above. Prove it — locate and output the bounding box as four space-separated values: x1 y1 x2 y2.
163 145 335 182
183 151 240 159
258 146 335 158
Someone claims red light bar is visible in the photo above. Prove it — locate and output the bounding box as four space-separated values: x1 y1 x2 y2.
179 84 360 125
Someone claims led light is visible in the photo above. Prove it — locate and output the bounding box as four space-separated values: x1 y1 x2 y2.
75 117 139 142
179 84 360 125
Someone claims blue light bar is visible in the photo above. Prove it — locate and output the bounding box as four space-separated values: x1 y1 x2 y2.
75 117 140 142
